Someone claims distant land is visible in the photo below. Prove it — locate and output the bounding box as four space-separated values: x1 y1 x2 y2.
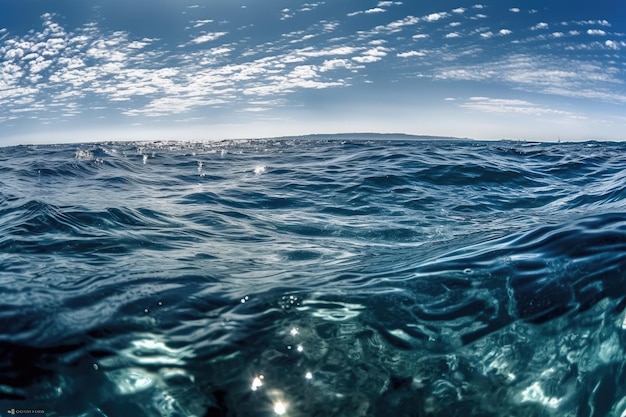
14 132 611 148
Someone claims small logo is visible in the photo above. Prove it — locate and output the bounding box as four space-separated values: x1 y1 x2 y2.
5 409 45 415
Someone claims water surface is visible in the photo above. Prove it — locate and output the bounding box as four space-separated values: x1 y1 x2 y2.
1 138 626 416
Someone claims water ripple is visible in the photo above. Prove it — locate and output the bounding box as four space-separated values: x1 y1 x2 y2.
2 139 626 416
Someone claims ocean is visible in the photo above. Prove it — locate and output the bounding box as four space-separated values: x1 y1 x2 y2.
1 136 625 417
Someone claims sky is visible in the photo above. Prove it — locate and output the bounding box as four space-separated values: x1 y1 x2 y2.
0 0 625 145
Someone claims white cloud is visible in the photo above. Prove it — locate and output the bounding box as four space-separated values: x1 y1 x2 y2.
319 58 357 72
460 96 576 117
445 32 461 39
359 15 421 37
124 96 225 117
540 87 626 102
290 65 318 79
4 47 24 60
387 16 420 31
605 40 625 50
473 4 485 9
360 46 388 58
531 22 549 30
127 40 152 49
0 62 29 91
297 46 361 57
350 46 389 63
397 50 426 58
452 8 466 14
573 20 611 27
298 2 325 12
449 22 462 27
551 32 564 38
240 107 270 112
436 68 489 81
352 55 380 63
190 32 227 44
587 29 606 36
480 32 494 39
242 62 345 97
22 52 39 61
435 54 626 103
424 12 450 22
322 22 339 33
29 56 52 73
191 19 213 28
412 34 429 39
509 8 520 13
208 47 233 55
40 38 66 57
347 7 386 16
499 29 513 36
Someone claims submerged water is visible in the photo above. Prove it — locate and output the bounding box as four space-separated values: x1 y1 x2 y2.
1 137 626 417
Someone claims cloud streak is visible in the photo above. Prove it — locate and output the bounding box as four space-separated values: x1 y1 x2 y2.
460 96 580 117
436 54 626 103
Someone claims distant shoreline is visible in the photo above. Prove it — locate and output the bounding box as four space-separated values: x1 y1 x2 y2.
3 133 619 148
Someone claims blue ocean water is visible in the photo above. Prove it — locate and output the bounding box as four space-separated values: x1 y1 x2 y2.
1 137 626 417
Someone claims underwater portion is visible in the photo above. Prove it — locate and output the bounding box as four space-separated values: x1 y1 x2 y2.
1 137 625 416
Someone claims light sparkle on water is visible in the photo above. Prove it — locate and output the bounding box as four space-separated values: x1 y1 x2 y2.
251 375 264 391
273 401 287 415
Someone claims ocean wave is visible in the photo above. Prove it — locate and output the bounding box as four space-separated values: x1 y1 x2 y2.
2 139 626 416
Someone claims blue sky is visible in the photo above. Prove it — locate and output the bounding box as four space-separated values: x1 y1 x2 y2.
1 0 625 144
